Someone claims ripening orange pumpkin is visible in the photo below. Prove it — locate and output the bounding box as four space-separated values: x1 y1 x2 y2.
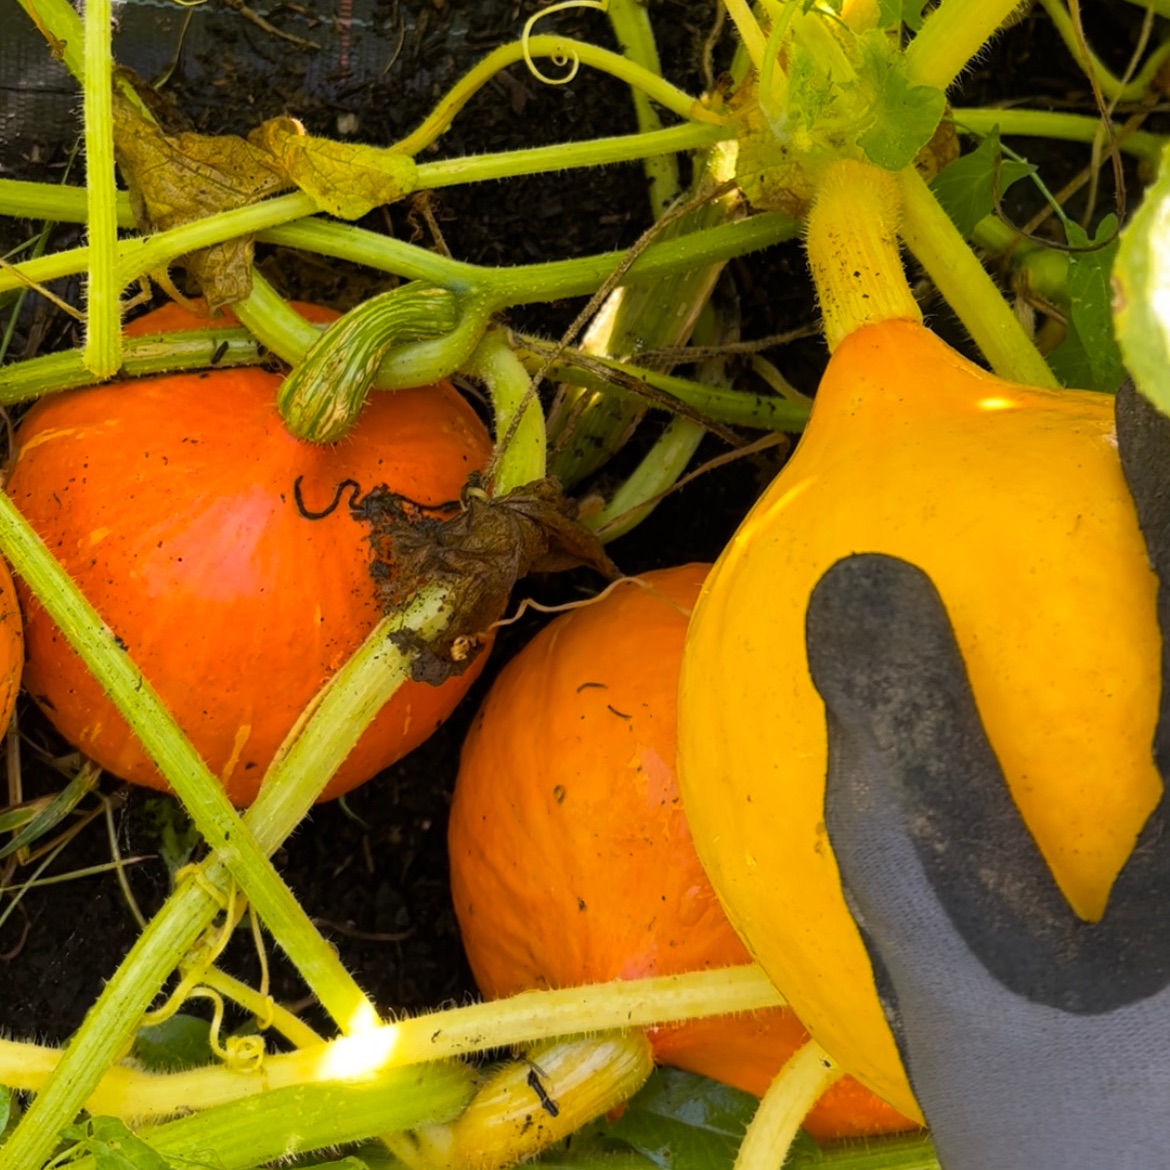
448 565 916 1142
9 301 492 806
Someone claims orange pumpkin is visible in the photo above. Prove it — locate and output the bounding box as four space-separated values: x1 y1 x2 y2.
448 565 915 1142
9 301 492 806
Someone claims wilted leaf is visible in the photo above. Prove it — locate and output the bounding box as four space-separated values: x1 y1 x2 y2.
249 117 418 219
112 93 288 310
327 476 619 682
930 128 1035 237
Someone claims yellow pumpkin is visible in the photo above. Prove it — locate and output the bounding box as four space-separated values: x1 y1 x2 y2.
677 317 1161 1119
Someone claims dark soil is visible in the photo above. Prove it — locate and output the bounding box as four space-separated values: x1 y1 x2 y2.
0 0 1148 1049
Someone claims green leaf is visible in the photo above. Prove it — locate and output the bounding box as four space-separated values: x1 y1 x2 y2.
930 129 1036 237
131 1014 214 1073
58 1119 173 1170
594 1068 747 1169
791 1133 941 1168
589 1068 819 1170
142 797 201 885
855 36 945 172
0 1087 10 1136
788 43 841 138
0 763 99 861
1048 216 1124 392
878 0 929 31
1115 141 1170 413
536 1144 660 1170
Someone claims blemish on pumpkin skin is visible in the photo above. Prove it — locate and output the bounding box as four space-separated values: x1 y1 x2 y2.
88 527 111 546
221 723 252 782
18 427 82 453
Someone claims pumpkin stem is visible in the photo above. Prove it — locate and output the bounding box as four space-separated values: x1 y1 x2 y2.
734 1039 841 1170
804 158 921 351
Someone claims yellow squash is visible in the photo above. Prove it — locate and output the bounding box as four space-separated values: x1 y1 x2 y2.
677 316 1161 1119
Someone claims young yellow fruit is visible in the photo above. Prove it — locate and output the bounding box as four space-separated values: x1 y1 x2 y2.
678 319 1161 1118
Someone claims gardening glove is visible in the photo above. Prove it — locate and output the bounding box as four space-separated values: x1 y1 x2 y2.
803 379 1170 1170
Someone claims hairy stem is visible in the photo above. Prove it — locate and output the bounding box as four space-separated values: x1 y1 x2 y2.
0 967 783 1120
80 0 120 379
896 165 1057 386
395 35 721 158
903 0 1024 91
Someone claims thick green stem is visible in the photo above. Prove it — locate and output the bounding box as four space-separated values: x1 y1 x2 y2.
0 496 369 1026
0 205 797 322
723 0 769 70
0 125 726 231
734 1041 840 1170
246 586 455 862
589 416 705 541
0 193 317 300
0 213 799 410
790 1137 939 1169
231 268 322 357
468 329 548 491
394 35 720 158
72 1066 477 1170
419 122 728 190
605 0 681 216
118 193 318 289
0 178 133 225
262 212 798 308
80 0 120 379
951 108 1164 169
15 0 86 84
896 165 1058 387
805 159 921 350
903 0 1024 91
539 351 810 432
0 330 266 404
146 1068 473 1170
0 966 783 1120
